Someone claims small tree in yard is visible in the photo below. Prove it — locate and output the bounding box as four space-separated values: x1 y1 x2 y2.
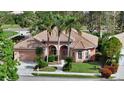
35 47 48 69
100 37 122 78
63 57 73 71
102 37 122 64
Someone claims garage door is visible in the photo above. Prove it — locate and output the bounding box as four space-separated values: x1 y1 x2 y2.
19 50 36 61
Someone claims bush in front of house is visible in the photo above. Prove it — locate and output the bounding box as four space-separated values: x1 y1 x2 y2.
104 63 118 74
35 47 43 56
34 56 48 70
48 55 56 62
100 68 112 78
63 57 73 71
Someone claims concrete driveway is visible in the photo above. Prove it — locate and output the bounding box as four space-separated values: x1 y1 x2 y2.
17 61 36 76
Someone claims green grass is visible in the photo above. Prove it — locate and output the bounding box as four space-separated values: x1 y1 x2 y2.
1 31 17 38
32 73 100 78
68 62 100 73
1 24 20 29
39 66 57 72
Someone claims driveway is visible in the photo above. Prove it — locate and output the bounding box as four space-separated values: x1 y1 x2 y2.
17 61 36 76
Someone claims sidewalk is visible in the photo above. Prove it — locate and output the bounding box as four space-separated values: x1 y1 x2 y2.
33 71 100 76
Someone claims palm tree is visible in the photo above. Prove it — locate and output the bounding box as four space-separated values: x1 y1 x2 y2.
35 12 55 62
64 14 82 57
53 14 65 64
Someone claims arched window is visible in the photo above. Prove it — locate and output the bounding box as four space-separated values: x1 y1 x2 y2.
49 45 56 55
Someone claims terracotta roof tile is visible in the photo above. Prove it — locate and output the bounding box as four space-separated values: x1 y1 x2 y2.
70 29 98 49
34 27 69 42
14 28 98 49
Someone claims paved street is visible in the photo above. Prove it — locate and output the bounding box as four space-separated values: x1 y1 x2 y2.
18 75 109 81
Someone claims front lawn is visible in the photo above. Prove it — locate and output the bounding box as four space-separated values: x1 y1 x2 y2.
2 31 17 38
1 24 20 29
38 66 57 72
68 62 100 73
32 73 100 78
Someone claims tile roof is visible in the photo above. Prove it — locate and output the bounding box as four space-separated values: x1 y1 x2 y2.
70 29 98 49
34 27 69 42
14 28 98 49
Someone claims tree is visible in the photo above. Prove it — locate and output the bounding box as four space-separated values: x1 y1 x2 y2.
0 32 19 80
86 11 96 33
64 14 82 57
0 12 15 25
13 11 37 28
34 12 55 62
116 11 124 32
53 14 65 63
102 37 122 64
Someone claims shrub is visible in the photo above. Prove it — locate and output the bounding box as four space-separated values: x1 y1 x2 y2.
48 55 56 62
35 47 43 56
63 63 72 71
104 64 118 74
63 57 73 71
35 56 48 69
100 68 112 78
102 37 122 61
65 57 73 63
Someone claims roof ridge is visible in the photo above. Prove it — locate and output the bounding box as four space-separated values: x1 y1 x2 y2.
80 41 85 49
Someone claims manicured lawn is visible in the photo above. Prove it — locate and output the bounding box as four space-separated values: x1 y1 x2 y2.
39 66 57 72
32 73 100 78
1 24 20 29
2 31 17 38
68 62 100 73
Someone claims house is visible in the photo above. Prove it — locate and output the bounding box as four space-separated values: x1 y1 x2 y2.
4 28 31 36
14 27 98 62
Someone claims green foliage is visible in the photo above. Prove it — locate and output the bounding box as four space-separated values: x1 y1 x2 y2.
116 11 124 32
35 47 43 56
48 55 56 62
0 12 15 25
13 11 37 29
0 63 6 80
102 37 122 60
39 66 56 72
35 56 48 68
63 57 73 71
65 57 73 63
0 33 19 81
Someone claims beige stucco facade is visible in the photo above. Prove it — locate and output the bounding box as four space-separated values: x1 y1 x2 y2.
14 28 98 62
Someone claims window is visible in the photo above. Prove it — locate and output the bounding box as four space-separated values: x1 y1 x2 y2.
78 50 82 59
85 50 90 59
51 47 56 55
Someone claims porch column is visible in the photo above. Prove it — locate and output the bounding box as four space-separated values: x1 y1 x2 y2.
44 47 48 57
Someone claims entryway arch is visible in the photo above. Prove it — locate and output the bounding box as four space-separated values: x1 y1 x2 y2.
60 45 68 59
49 45 57 55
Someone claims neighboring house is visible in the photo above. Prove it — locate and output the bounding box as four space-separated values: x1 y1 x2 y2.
4 28 31 36
14 28 98 62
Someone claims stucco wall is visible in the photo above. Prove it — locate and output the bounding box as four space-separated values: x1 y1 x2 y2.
75 48 96 62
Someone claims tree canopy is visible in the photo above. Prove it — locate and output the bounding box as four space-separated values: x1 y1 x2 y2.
102 37 122 60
